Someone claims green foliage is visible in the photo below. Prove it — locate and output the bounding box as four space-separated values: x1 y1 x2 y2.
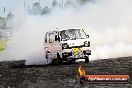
0 40 4 53
0 16 6 29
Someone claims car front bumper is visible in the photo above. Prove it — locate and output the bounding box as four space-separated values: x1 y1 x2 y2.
62 47 91 59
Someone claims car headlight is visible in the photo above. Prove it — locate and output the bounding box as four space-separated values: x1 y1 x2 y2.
83 50 91 55
62 43 68 49
84 41 90 47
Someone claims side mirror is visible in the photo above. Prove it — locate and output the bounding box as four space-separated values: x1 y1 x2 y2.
86 35 89 38
55 35 58 41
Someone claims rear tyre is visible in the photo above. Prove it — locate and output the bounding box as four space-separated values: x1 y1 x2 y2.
57 53 63 64
85 56 89 63
45 51 50 62
52 53 62 65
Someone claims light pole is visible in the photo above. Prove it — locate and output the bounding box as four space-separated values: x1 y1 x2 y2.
62 0 63 8
24 0 26 14
3 0 6 17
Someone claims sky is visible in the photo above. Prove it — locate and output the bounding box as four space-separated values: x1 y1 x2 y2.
0 0 64 17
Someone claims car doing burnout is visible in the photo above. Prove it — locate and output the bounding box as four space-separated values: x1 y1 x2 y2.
44 28 91 63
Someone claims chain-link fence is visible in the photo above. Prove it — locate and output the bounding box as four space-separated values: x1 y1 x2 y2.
0 39 5 53
0 31 11 53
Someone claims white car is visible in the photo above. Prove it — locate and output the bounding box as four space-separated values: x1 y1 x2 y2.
44 28 91 64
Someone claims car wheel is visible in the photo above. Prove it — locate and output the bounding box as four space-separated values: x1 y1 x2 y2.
52 53 62 65
45 51 50 62
57 53 62 64
85 56 89 63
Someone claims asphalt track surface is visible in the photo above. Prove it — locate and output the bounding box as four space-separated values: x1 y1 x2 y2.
0 57 132 88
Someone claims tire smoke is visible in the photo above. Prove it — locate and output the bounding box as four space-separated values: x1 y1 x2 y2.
0 0 132 65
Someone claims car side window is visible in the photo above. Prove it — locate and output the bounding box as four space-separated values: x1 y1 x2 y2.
49 33 54 43
55 32 60 42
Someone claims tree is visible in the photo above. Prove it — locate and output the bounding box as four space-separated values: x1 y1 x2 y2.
0 17 6 29
30 2 41 15
77 0 95 5
52 0 58 7
64 1 74 6
6 12 14 21
41 7 51 15
6 12 14 28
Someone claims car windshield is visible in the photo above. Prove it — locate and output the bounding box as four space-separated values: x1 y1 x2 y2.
60 29 87 41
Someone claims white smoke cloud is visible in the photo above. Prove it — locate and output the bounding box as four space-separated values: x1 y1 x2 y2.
0 0 132 65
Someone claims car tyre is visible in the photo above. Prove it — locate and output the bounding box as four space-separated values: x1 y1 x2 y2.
85 56 89 63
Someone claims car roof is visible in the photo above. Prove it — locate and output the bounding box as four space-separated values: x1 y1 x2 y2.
46 28 83 34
